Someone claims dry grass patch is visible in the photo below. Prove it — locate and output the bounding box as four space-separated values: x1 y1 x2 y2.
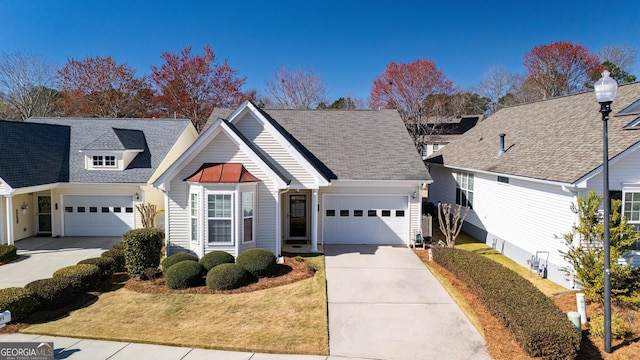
22 255 328 355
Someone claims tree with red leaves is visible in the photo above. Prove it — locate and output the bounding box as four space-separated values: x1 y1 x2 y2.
150 45 252 131
58 56 152 118
369 59 457 149
524 41 602 99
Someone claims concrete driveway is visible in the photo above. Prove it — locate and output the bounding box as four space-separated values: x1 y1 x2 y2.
0 237 121 289
325 245 490 360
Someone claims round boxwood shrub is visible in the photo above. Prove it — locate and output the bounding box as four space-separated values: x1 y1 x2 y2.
25 277 76 310
161 252 198 274
101 248 125 272
206 263 251 290
53 263 101 292
0 287 37 322
164 260 204 289
79 257 115 282
199 251 235 271
122 228 164 278
236 248 277 278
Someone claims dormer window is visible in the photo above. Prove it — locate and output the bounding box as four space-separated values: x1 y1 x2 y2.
93 155 116 167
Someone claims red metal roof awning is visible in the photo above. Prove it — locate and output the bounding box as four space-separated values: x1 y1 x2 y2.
184 163 261 183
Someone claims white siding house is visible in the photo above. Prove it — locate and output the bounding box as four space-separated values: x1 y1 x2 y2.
426 82 640 288
153 102 429 258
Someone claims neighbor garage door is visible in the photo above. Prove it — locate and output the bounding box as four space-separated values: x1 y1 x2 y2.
64 195 134 236
323 195 409 245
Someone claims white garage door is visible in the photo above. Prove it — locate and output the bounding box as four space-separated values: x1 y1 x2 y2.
323 195 409 245
64 195 134 236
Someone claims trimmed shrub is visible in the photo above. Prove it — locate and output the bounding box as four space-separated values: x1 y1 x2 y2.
206 263 251 290
432 247 581 359
25 277 76 310
236 248 276 278
161 252 198 273
0 287 37 322
79 257 115 283
53 264 101 292
0 244 18 262
165 260 204 289
101 247 125 272
122 228 164 278
199 251 235 271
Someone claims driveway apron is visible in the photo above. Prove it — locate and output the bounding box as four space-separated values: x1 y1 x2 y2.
325 245 490 360
0 237 121 289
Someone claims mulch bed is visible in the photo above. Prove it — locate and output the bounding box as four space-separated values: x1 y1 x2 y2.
125 255 316 295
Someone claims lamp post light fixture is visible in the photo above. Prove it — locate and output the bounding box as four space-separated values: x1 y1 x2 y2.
594 69 618 354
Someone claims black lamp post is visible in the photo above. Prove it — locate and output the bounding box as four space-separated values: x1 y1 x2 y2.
594 70 618 353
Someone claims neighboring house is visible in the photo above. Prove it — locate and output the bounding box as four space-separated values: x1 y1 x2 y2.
426 81 640 288
420 115 482 159
0 118 197 244
153 101 429 258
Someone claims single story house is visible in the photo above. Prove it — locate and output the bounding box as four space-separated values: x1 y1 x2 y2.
426 81 640 288
0 117 196 244
152 101 430 258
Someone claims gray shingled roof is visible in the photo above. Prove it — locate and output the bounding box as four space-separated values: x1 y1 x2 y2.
0 120 70 188
427 82 640 184
28 118 191 184
208 107 429 181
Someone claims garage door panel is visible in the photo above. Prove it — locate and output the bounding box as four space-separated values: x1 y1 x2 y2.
323 195 408 245
64 195 134 237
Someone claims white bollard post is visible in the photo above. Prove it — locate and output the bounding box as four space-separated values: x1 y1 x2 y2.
428 248 433 262
576 293 587 324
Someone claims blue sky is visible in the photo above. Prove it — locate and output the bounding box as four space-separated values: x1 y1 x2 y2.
1 0 639 102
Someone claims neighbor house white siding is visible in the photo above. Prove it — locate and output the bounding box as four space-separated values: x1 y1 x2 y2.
428 165 578 287
234 113 316 188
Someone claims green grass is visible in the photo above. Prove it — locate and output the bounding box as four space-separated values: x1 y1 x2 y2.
22 255 328 355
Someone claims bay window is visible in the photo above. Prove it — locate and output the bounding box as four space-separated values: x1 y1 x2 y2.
190 192 199 243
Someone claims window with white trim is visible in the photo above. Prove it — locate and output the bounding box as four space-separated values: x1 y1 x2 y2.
242 192 254 243
92 155 116 167
624 192 640 250
207 193 232 244
190 192 199 243
456 172 474 209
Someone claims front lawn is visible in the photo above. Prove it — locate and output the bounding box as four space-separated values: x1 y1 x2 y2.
21 255 328 355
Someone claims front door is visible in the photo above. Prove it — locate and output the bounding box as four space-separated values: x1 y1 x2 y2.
37 195 52 234
287 194 308 240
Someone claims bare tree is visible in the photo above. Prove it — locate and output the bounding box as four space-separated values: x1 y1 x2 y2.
600 44 637 73
475 66 520 115
136 203 158 228
437 202 470 248
264 65 328 109
0 51 58 120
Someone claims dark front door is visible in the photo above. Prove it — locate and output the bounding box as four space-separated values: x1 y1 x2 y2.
288 194 307 238
38 195 52 233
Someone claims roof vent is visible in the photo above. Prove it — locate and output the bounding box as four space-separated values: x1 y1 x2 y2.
496 133 506 158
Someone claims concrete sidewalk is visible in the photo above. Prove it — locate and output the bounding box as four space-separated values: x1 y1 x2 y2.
0 237 120 289
0 333 330 360
325 245 490 360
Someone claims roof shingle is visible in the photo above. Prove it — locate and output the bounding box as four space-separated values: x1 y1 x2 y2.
427 82 640 184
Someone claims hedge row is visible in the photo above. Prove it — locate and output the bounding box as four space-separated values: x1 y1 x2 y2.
432 247 580 360
0 242 125 324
